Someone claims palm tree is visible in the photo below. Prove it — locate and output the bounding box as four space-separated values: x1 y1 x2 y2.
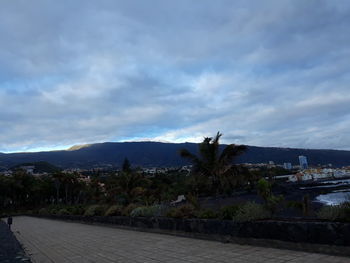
179 132 247 195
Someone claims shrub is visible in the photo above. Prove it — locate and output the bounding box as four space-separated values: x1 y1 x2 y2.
265 195 284 214
196 209 218 219
69 205 86 215
130 207 147 217
43 205 86 216
57 208 70 215
257 178 271 201
50 208 59 215
166 204 196 219
233 202 271 222
39 208 49 215
341 202 350 219
219 205 240 220
287 197 312 217
186 193 200 209
317 202 350 222
286 200 303 210
104 205 123 216
317 205 340 221
130 205 165 217
84 205 107 216
302 195 311 216
122 203 140 216
47 205 64 215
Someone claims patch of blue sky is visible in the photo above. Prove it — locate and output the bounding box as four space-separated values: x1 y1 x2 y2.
0 75 66 94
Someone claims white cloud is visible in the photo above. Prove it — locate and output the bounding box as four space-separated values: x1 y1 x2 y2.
0 0 350 152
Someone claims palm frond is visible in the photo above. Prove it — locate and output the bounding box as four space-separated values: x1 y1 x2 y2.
179 148 204 173
219 144 247 164
213 131 222 144
179 149 199 162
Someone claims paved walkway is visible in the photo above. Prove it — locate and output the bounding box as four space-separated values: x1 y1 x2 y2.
0 220 31 262
7 216 349 263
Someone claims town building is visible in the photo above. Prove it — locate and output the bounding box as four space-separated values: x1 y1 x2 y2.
299 156 308 170
288 168 350 182
283 162 292 170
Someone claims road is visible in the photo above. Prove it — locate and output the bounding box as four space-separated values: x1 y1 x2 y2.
8 216 349 263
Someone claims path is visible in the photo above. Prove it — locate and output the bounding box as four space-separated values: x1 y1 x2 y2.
9 216 350 263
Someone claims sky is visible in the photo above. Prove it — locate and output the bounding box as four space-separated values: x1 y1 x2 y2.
0 0 350 153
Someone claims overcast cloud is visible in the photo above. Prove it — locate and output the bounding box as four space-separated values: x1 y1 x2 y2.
0 0 350 152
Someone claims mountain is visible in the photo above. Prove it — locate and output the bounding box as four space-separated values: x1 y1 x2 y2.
0 142 350 169
11 161 62 173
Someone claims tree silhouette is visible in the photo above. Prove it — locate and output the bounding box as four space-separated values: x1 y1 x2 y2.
180 131 247 195
122 157 131 173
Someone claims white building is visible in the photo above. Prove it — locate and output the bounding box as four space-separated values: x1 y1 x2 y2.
19 165 35 174
283 162 292 170
288 168 350 182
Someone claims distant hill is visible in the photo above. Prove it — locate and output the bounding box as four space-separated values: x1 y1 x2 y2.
0 142 349 169
11 161 61 173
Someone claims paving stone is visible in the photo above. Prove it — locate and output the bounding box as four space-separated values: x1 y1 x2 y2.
7 216 350 263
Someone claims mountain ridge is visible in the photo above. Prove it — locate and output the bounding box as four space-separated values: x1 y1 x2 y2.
0 141 350 169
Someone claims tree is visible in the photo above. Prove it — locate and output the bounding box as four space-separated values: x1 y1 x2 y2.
122 158 131 173
106 159 149 205
61 173 79 204
179 131 247 195
52 172 64 204
116 172 149 204
257 178 283 214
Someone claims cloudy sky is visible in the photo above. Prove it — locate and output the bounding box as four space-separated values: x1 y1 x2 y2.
0 0 350 152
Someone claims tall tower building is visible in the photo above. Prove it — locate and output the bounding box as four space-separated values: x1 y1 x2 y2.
299 156 308 170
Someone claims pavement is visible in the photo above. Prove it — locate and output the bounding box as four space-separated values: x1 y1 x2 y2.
8 216 350 263
0 219 31 262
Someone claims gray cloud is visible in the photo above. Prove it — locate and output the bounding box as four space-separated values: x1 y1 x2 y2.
0 0 350 152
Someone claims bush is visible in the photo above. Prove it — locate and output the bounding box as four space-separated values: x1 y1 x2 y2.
166 204 196 219
257 178 271 201
317 202 350 222
50 208 59 215
42 205 86 216
186 193 200 209
317 205 340 221
130 205 165 217
219 205 240 220
265 195 284 214
104 205 123 216
39 208 49 215
84 205 107 216
286 200 303 210
233 202 271 222
196 209 218 219
340 202 350 219
66 205 86 215
257 178 284 214
122 204 140 216
57 208 71 215
47 205 64 215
